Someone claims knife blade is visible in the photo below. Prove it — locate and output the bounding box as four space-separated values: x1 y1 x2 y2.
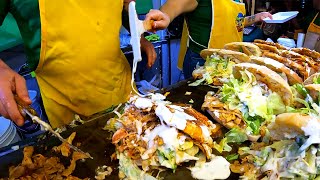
14 95 93 159
23 108 93 159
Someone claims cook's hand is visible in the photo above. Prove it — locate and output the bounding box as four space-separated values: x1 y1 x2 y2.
255 12 273 22
145 9 170 32
140 36 157 68
0 60 31 126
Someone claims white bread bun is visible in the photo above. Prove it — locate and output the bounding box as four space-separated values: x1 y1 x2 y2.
268 113 320 140
200 49 250 63
233 63 293 106
250 56 303 86
304 72 320 85
224 42 262 57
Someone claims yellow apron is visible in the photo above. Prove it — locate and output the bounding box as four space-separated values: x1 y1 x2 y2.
36 0 132 128
178 0 246 69
303 13 320 52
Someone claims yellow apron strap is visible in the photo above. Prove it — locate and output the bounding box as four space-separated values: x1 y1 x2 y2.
304 13 320 51
177 0 246 69
177 19 189 70
307 13 320 33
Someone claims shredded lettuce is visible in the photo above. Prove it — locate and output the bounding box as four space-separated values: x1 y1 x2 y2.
267 92 286 115
313 76 320 84
293 84 310 98
118 153 157 180
243 114 265 135
214 128 248 153
189 54 235 86
226 153 239 161
157 147 177 171
225 128 248 143
241 139 320 179
189 72 211 86
220 70 286 136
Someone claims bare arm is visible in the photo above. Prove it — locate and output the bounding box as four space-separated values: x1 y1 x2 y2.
160 0 198 22
145 0 198 30
244 12 272 27
0 60 31 126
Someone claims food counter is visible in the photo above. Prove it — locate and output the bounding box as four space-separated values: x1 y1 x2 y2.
0 81 238 179
1 40 320 180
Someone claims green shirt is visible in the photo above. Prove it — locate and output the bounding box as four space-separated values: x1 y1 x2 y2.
302 10 320 32
186 0 212 54
0 0 41 71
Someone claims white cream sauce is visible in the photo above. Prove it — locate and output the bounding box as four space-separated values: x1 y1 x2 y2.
134 97 153 109
144 125 179 149
200 125 210 139
300 118 320 151
155 103 192 130
189 156 231 180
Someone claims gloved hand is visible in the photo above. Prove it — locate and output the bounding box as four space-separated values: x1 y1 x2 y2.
0 60 31 126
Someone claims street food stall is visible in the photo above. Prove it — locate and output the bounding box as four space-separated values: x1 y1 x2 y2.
0 0 320 180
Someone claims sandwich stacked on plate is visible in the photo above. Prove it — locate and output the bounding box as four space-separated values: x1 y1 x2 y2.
193 40 320 179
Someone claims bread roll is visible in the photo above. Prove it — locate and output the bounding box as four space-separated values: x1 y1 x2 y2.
200 49 250 63
250 56 303 86
224 42 262 57
233 63 293 106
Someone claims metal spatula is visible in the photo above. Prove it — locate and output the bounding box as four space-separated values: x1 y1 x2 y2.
15 95 93 159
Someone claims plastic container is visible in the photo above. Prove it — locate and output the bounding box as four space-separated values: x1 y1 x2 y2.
277 38 296 48
0 117 21 148
263 11 299 24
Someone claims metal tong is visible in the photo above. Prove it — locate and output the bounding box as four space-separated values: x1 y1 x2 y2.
15 95 93 159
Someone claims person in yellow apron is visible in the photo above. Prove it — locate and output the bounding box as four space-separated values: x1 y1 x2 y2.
0 0 156 128
146 0 272 78
303 0 320 52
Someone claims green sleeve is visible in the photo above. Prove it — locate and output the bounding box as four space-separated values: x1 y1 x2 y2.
0 0 10 25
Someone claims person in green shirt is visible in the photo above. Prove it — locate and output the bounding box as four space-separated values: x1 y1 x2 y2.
146 0 272 79
0 0 157 128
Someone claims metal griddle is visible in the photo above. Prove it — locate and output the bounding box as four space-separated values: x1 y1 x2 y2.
0 80 239 179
